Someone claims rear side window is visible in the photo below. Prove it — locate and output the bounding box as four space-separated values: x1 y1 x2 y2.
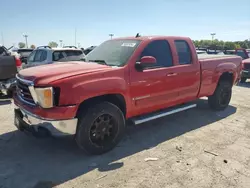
174 40 192 65
53 51 65 61
65 50 83 56
140 40 173 68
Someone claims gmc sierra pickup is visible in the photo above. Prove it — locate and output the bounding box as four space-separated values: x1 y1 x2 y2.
13 36 242 155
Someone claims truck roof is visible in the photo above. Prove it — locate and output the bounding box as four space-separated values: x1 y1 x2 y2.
113 36 191 41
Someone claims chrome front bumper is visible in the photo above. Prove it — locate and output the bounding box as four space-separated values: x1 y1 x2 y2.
14 105 78 137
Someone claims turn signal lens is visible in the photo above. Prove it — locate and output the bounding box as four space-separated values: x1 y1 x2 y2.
35 87 54 108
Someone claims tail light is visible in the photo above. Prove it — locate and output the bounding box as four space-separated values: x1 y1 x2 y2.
15 57 22 72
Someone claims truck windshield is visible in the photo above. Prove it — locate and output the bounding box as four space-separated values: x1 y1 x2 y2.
85 39 140 67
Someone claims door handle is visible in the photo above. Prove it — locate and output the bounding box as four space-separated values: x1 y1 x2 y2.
166 73 177 77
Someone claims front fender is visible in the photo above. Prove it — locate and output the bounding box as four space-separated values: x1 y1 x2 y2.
72 76 129 104
54 73 130 114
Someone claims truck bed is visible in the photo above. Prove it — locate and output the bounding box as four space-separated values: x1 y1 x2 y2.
198 54 242 98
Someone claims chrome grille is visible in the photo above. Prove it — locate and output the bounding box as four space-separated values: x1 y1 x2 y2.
16 76 35 106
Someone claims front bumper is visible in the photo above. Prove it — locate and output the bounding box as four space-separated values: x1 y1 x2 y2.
14 105 78 137
241 70 250 78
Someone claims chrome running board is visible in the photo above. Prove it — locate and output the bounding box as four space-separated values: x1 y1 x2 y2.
132 103 197 125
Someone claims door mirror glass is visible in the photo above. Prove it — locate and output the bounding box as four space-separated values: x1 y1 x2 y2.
140 56 156 64
135 56 157 72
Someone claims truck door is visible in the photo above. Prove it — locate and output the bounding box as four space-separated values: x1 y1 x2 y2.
172 40 200 102
129 40 179 116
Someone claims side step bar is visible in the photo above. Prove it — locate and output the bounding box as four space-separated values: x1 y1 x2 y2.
131 103 197 125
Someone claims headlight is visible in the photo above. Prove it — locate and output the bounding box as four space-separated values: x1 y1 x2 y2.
34 87 54 108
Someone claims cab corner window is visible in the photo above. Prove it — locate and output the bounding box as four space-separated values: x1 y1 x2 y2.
140 40 173 69
174 40 192 65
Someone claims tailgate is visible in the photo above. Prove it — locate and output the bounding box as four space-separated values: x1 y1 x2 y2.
0 56 17 80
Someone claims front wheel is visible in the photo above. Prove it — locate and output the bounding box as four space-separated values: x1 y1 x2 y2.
208 81 232 111
75 102 126 155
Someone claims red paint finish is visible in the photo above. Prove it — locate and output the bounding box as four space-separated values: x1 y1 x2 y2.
14 94 78 120
15 36 242 120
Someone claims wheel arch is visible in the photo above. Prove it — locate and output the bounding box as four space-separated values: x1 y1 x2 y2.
76 93 127 118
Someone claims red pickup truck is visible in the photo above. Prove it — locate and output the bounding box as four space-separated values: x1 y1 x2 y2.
14 36 242 154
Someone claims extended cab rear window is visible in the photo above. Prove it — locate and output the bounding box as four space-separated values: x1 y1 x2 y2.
174 40 192 65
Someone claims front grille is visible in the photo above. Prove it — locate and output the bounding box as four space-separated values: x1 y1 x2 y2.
16 77 35 105
244 64 250 70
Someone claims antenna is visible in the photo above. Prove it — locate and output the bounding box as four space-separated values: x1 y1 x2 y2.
135 33 141 38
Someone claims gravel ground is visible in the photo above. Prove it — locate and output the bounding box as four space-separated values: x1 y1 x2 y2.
1 83 250 188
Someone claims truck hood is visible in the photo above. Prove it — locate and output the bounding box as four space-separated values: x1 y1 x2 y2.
18 61 112 85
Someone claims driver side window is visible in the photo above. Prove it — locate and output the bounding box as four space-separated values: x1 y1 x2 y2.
140 40 173 69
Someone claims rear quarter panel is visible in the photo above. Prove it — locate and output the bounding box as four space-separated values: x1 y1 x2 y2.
198 56 242 97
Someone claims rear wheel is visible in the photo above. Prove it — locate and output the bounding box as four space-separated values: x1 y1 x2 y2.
240 78 247 83
208 81 232 111
75 102 125 155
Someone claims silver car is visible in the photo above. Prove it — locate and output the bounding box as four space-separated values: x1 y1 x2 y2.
23 46 85 69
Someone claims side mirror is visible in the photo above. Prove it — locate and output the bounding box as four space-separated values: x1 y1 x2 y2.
135 56 156 71
140 56 156 64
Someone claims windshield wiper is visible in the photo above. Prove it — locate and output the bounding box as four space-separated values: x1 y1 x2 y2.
88 59 108 65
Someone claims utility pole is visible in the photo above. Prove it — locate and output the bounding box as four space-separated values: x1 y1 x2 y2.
59 40 63 47
1 32 4 46
23 34 28 48
109 34 114 39
211 33 216 43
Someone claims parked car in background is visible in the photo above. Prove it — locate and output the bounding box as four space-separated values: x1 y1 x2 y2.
16 48 34 64
83 46 96 55
14 35 242 155
241 58 250 83
0 45 22 95
23 46 85 69
224 48 249 60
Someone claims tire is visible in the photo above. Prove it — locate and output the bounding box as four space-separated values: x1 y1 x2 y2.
75 101 126 155
208 81 232 111
240 78 247 83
